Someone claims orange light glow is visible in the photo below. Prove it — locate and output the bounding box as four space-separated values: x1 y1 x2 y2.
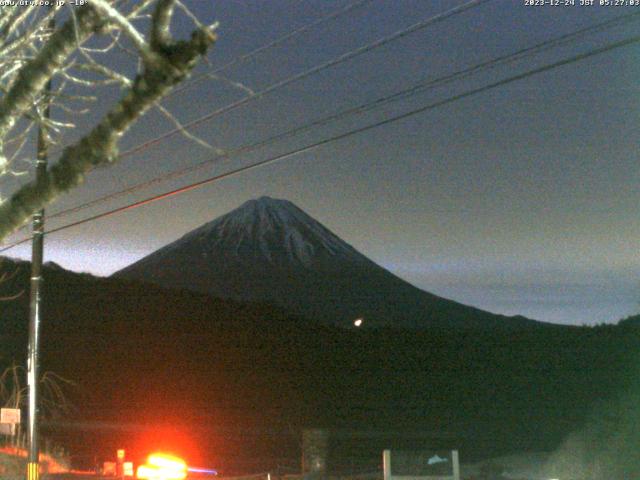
149 454 186 469
136 453 187 480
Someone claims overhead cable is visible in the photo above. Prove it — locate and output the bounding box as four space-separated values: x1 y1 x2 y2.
118 0 494 159
2 31 638 252
35 11 640 226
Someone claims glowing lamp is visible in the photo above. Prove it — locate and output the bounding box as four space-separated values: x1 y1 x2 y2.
136 453 187 480
148 454 187 470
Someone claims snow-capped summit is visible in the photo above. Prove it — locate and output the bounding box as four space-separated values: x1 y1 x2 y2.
115 197 539 329
177 196 370 268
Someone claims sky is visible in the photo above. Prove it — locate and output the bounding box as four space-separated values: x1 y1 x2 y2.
2 0 639 326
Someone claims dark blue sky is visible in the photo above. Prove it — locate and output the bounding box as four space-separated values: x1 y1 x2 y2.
4 0 639 325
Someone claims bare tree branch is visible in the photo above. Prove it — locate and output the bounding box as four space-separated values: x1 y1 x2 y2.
151 0 176 49
0 6 101 141
87 0 156 64
0 3 216 239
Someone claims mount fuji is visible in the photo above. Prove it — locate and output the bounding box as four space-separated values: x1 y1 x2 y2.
114 196 539 329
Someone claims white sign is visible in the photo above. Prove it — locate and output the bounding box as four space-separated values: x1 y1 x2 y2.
0 408 20 424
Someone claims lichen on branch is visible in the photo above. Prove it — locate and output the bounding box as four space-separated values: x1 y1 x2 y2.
0 1 216 241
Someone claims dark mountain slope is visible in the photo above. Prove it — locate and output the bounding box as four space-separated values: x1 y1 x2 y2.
0 257 636 471
115 197 540 329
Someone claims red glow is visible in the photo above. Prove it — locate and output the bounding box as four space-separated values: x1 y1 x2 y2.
137 453 187 480
131 425 201 466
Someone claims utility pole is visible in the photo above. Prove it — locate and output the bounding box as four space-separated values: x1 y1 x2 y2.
27 12 54 480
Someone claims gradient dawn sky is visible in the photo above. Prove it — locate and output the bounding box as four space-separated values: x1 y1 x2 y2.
2 0 639 326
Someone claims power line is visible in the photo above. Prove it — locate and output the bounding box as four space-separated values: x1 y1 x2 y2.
36 0 376 163
2 32 638 253
118 0 493 159
16 0 490 206
169 0 375 97
20 0 493 214
36 11 640 226
347 10 640 114
34 0 490 177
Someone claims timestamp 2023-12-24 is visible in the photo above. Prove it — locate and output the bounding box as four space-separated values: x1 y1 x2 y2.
525 0 640 5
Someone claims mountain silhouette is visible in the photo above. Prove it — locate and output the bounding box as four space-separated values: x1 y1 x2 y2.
114 196 540 329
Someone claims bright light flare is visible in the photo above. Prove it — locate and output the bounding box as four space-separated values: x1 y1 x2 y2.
148 454 186 470
137 453 187 480
354 318 363 327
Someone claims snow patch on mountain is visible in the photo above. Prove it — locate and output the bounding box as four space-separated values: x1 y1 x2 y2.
167 196 371 268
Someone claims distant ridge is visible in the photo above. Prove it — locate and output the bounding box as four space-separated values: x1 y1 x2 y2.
114 196 541 329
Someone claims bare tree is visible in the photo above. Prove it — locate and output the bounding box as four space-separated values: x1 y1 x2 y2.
0 0 216 240
0 365 73 419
